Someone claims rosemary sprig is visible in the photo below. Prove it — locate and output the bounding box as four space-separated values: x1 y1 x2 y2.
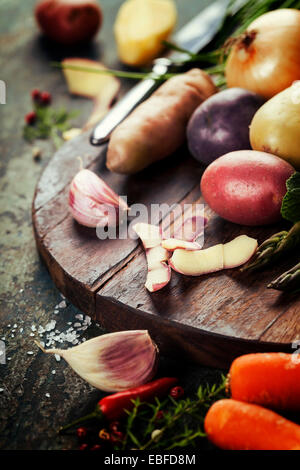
117 375 226 451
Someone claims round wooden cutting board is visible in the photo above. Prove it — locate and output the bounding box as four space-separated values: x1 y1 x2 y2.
32 130 300 369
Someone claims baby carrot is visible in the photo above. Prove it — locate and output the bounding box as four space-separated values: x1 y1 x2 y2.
227 353 300 411
204 399 300 450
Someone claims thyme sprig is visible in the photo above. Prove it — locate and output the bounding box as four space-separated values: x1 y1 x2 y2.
116 375 226 451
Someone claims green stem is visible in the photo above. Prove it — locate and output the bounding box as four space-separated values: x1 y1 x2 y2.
52 61 176 81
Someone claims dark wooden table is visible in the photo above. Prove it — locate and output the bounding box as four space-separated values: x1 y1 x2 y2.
0 0 226 451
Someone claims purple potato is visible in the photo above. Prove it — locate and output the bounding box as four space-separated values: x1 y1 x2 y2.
187 88 265 165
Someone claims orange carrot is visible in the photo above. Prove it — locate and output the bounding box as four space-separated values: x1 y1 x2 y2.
227 353 300 411
204 399 300 450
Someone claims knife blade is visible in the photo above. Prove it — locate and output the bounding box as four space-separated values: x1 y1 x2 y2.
90 0 229 146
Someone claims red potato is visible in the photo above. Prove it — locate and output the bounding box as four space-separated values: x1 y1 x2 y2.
106 69 217 174
35 0 102 46
200 150 295 226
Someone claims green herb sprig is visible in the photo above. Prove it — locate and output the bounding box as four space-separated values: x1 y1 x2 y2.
23 100 79 149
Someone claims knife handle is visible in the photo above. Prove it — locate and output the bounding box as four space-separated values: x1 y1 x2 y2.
90 58 172 146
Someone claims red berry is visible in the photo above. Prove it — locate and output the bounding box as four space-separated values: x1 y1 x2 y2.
40 91 51 105
76 427 88 439
31 89 41 102
78 443 88 451
109 421 121 433
25 111 37 125
155 410 164 420
170 386 184 399
110 430 125 442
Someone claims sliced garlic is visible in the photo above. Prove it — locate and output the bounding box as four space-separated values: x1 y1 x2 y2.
35 330 158 392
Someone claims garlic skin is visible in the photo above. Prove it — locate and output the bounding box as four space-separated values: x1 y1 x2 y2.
69 169 128 228
36 330 158 392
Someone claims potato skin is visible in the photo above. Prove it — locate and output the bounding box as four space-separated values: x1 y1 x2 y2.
187 88 265 165
200 150 295 226
35 0 102 46
106 69 216 174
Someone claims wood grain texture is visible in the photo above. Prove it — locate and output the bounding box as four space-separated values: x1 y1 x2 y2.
32 132 300 368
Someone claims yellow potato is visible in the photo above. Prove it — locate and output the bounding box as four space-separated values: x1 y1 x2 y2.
114 0 177 66
250 82 300 169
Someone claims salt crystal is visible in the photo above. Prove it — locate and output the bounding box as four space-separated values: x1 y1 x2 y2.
75 314 83 321
45 320 56 332
58 300 67 309
53 310 59 314
19 328 23 333
7 324 11 328
38 326 45 334
27 351 34 355
31 325 36 332
45 393 50 398
13 324 17 328
29 333 35 337
73 323 81 328
0 388 4 392
19 289 24 293
11 334 14 338
51 370 56 374
54 354 61 362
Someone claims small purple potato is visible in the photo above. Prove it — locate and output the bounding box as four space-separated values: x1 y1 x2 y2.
187 88 265 165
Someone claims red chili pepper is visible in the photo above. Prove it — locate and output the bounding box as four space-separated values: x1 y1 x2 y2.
59 377 178 433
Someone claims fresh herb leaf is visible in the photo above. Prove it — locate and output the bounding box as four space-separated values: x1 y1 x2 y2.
281 172 300 223
117 375 226 451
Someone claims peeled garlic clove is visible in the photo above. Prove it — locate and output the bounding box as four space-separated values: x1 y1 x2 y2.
35 330 158 392
69 169 128 227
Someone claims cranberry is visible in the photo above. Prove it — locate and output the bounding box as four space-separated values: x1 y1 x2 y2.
25 111 37 125
170 386 184 399
40 91 52 105
78 443 88 451
76 427 88 439
31 89 41 102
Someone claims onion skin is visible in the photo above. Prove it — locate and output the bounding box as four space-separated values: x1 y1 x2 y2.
225 9 300 99
35 0 102 46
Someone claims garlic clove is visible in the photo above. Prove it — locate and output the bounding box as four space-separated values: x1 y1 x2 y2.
35 330 158 392
69 169 128 227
